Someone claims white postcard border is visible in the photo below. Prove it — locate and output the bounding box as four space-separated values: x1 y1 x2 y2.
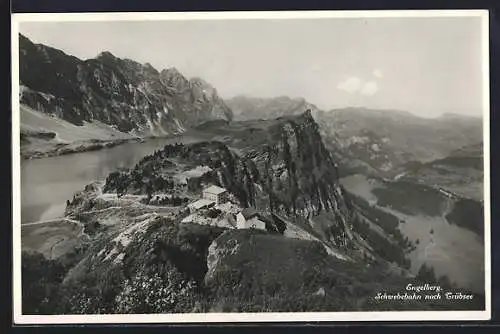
11 9 491 324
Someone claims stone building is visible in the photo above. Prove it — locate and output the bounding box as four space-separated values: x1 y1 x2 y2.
202 185 228 205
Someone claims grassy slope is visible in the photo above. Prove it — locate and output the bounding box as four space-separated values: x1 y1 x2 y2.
205 229 484 312
21 219 86 261
20 105 136 142
20 105 139 158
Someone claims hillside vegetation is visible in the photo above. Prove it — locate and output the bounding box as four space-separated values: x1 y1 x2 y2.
22 218 484 314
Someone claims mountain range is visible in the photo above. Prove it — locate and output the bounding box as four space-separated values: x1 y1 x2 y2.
20 33 482 178
18 35 485 314
19 34 232 137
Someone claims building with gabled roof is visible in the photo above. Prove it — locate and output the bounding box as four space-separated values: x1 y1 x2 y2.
236 208 268 230
187 198 215 213
202 185 228 204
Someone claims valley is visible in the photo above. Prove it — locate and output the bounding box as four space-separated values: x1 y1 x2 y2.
340 174 484 293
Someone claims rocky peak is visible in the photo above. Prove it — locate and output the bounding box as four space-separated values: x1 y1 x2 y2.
189 76 210 87
162 66 182 76
189 77 218 97
301 108 314 122
96 51 117 60
142 62 158 74
160 67 189 91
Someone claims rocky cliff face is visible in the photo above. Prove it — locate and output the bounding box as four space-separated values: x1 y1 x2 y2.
241 111 350 221
19 34 233 136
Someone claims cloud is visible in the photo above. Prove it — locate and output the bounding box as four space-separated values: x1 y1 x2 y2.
336 77 362 94
360 81 378 96
337 76 379 97
373 69 383 78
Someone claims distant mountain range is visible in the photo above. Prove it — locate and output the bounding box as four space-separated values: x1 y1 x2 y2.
226 95 322 121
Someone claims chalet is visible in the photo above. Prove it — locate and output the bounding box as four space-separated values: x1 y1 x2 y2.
187 199 215 213
236 208 267 230
202 185 228 205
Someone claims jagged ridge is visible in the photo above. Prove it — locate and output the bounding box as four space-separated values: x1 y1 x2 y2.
19 34 233 135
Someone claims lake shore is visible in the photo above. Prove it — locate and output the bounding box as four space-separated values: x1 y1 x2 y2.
20 137 145 160
19 105 196 160
19 134 194 160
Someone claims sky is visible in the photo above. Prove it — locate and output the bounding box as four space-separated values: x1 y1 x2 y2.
18 15 485 118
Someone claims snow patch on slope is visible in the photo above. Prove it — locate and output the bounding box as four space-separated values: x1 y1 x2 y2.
20 104 136 142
